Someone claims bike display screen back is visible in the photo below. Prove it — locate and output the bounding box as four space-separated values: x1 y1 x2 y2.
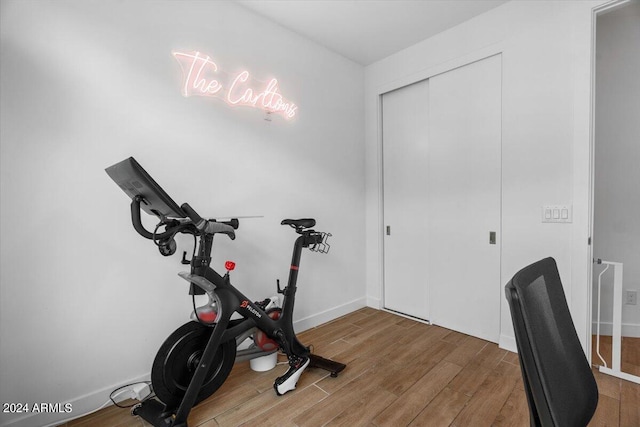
105 157 186 219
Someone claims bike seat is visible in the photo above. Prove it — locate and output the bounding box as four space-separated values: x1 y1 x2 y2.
281 218 316 229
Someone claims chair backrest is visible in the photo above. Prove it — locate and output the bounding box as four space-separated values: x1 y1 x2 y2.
505 257 598 427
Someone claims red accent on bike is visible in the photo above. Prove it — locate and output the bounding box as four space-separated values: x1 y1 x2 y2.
290 265 299 270
198 311 217 323
255 309 281 351
225 261 236 271
240 300 249 308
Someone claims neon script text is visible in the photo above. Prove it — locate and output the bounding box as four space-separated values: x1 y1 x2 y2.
173 51 298 119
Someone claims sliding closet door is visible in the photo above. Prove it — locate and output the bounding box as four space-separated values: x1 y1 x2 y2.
427 55 502 342
382 79 430 320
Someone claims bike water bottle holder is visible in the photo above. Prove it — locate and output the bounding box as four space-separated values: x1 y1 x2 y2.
307 232 332 254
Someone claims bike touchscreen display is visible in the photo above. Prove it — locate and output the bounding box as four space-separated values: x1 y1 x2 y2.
105 157 186 218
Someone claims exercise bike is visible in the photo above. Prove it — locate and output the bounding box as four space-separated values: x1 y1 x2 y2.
106 157 345 427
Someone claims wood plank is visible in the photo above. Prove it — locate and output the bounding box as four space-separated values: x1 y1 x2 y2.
392 326 455 367
475 343 508 368
293 363 393 427
298 320 362 346
441 329 469 345
309 338 354 360
324 387 397 427
314 354 377 395
620 379 640 427
622 338 640 365
492 380 529 427
396 322 434 344
593 367 621 400
383 340 457 397
502 350 519 366
194 419 217 427
447 343 508 397
372 360 463 426
214 382 302 426
448 363 493 398
352 309 404 329
341 321 400 347
589 394 620 427
188 384 258 426
443 335 488 367
450 361 520 427
395 317 422 328
235 385 328 427
348 322 420 362
408 386 471 427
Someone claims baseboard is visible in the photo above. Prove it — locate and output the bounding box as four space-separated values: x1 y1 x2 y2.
499 333 517 353
366 296 381 309
293 297 367 332
591 321 640 338
1 373 149 427
2 300 366 427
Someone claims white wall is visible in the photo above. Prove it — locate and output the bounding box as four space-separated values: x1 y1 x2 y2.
0 1 365 426
364 0 604 352
592 1 640 338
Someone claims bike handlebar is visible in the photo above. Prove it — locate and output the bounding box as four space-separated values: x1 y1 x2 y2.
181 203 236 240
129 197 236 241
131 197 155 240
130 197 196 241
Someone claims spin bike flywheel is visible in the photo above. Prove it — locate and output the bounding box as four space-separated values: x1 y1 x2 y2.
151 321 236 408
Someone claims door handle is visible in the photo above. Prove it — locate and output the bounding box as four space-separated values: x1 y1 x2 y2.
489 231 496 244
386 225 391 236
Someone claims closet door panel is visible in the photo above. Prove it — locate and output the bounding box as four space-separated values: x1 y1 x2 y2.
382 79 430 320
427 54 502 342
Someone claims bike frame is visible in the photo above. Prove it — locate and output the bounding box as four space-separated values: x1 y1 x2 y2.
131 198 316 426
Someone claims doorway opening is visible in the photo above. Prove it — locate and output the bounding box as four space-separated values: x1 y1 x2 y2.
590 0 640 382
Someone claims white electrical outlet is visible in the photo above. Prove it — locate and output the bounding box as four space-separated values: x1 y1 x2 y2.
626 290 638 305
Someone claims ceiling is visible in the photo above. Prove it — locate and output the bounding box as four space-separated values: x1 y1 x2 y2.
237 0 509 66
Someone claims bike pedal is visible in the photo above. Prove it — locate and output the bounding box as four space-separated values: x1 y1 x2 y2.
273 357 310 396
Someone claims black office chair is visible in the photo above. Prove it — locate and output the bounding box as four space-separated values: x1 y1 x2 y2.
505 257 598 427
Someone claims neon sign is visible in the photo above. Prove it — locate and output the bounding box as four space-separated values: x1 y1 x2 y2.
173 51 298 119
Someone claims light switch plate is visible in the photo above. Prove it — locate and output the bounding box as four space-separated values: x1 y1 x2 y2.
542 205 572 223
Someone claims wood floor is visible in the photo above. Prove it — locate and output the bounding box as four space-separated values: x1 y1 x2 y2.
591 334 640 377
63 308 640 427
